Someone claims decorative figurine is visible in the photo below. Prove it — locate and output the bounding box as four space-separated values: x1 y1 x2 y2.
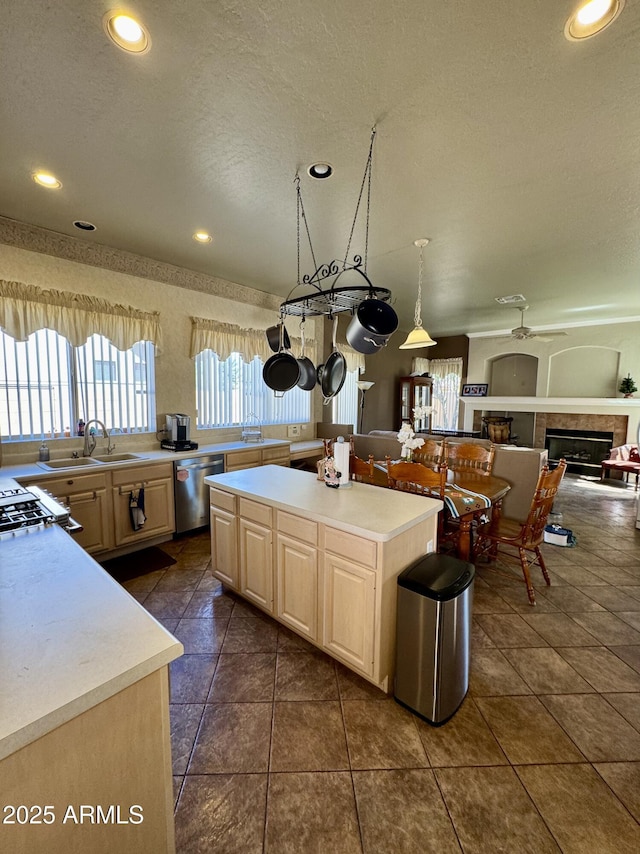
323 455 341 488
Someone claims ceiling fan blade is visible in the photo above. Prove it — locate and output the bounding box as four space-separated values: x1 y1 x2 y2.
531 331 569 340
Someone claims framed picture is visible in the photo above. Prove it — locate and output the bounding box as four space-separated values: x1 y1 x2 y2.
462 383 488 397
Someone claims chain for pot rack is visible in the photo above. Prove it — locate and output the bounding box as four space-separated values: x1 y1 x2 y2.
280 126 392 319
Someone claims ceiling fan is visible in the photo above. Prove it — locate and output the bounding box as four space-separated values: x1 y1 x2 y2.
488 305 569 342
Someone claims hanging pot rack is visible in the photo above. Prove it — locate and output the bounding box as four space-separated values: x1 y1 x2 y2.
279 126 391 319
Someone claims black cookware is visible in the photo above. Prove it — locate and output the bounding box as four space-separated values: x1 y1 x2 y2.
296 321 316 390
320 317 347 404
346 298 398 354
266 322 291 353
263 321 300 393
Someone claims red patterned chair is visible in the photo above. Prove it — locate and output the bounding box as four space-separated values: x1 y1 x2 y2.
600 444 640 490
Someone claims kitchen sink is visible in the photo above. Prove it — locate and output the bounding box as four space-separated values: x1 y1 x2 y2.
38 457 103 470
93 452 148 463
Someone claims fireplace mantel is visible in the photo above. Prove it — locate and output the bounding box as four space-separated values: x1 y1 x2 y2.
461 397 640 444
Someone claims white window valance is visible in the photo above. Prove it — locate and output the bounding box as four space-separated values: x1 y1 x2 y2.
190 317 316 362
189 316 364 373
0 279 161 349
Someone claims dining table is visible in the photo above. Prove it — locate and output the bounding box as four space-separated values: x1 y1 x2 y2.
370 460 511 561
442 469 511 560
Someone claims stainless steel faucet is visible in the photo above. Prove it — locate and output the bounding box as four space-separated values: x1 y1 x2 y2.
83 419 115 456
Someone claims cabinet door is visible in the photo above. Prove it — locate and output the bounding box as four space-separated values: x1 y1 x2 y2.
42 474 112 554
210 507 238 588
239 519 273 612
323 554 376 677
276 533 318 640
112 477 175 546
67 488 112 554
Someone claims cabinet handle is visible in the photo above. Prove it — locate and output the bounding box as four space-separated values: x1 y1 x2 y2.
118 480 148 495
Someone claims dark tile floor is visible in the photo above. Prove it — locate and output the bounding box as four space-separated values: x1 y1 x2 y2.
122 474 640 853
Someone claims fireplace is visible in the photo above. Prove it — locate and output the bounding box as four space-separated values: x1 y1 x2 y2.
545 428 614 475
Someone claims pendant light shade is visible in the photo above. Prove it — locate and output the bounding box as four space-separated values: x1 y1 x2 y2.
399 238 437 349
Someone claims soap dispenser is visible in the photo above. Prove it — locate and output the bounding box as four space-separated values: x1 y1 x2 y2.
38 442 50 462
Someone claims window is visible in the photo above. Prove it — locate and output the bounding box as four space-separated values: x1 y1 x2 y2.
0 329 156 440
429 358 463 431
332 369 359 432
196 351 310 428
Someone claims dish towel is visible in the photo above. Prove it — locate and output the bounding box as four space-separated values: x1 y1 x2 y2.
129 488 146 531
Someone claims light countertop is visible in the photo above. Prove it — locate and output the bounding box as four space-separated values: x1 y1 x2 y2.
206 464 442 541
0 438 291 482
0 523 183 761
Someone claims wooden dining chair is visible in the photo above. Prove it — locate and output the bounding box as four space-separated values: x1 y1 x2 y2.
413 439 444 470
350 453 376 484
444 440 496 474
473 460 567 605
385 457 448 498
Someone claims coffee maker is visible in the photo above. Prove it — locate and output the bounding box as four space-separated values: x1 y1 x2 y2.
162 413 198 451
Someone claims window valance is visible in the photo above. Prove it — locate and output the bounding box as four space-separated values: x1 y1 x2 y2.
190 316 364 372
190 317 315 362
0 279 161 349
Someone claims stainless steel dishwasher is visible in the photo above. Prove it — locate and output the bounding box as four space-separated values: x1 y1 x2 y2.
174 454 225 533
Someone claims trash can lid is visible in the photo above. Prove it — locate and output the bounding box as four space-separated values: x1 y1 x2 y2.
398 553 475 600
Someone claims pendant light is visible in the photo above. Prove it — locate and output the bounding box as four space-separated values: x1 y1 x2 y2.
399 239 437 349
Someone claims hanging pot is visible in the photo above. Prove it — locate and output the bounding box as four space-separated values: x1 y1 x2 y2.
296 320 316 390
321 317 347 404
263 322 300 393
263 351 301 393
346 298 398 354
266 322 291 353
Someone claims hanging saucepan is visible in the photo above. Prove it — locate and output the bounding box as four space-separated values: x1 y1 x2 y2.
263 321 300 394
321 316 347 404
346 298 399 354
266 320 291 353
296 319 316 390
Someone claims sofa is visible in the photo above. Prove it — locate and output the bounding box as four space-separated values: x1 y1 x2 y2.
318 426 549 523
600 444 640 490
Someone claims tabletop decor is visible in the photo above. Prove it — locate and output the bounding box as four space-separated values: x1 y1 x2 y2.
397 421 425 462
619 373 637 398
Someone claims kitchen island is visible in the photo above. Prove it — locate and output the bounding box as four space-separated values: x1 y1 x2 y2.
0 517 182 854
206 465 442 691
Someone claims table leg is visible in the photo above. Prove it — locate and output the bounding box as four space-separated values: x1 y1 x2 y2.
457 516 473 561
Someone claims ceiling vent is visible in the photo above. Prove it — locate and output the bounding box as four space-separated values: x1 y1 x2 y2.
494 294 526 304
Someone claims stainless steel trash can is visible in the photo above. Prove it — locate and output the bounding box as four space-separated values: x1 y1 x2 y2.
394 553 475 725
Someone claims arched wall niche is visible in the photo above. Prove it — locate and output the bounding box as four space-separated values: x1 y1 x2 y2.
489 353 538 396
548 346 620 397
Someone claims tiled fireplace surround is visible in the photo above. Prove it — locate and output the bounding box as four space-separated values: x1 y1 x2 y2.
533 414 628 451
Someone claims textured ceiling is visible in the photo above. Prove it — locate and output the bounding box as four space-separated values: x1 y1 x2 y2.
1 1 640 338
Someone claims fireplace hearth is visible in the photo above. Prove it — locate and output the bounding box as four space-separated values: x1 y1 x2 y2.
545 428 614 476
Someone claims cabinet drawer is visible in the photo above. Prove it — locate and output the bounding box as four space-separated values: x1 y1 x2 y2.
277 510 317 546
41 472 109 495
209 487 236 513
225 449 261 469
110 461 172 486
262 445 290 463
323 527 378 569
239 497 272 526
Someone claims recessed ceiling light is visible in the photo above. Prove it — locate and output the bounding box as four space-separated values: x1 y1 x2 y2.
307 162 333 179
193 231 212 243
103 11 151 54
32 171 62 189
565 0 625 41
73 220 97 232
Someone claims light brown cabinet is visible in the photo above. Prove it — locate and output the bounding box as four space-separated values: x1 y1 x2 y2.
111 462 175 547
208 483 437 691
276 510 319 641
28 471 112 554
224 443 290 472
238 498 273 611
323 553 376 677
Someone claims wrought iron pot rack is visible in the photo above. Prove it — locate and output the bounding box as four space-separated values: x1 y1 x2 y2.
279 255 391 318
